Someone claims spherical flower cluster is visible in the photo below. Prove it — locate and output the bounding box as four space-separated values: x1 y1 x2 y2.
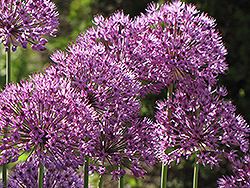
0 72 94 169
50 29 142 124
130 1 228 94
155 82 249 167
78 118 158 180
218 152 250 188
0 0 59 51
4 157 87 188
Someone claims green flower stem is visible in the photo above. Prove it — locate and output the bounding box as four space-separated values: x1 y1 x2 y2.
118 165 124 188
161 163 168 188
84 156 89 188
98 175 103 188
6 44 11 84
38 161 44 188
160 84 173 188
2 162 7 188
193 153 199 188
2 44 11 188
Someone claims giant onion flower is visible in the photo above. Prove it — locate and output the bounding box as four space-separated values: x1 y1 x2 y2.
0 0 59 51
156 83 249 168
0 72 94 169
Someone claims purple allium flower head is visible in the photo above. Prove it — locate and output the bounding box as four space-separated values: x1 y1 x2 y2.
50 30 142 124
4 157 88 188
155 82 249 168
0 0 59 51
129 1 227 95
78 117 159 180
218 151 250 188
0 72 93 169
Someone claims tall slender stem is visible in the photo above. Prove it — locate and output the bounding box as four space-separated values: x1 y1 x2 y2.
2 44 11 188
118 165 124 188
6 45 11 84
98 175 103 188
84 156 89 188
161 163 168 188
192 153 199 188
38 161 44 188
2 159 7 188
160 84 173 188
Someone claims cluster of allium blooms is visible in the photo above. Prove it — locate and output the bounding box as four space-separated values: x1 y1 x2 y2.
76 118 158 180
49 25 159 178
0 0 59 51
47 11 163 180
155 80 249 168
218 151 250 188
0 72 95 169
3 157 87 188
87 1 228 96
0 0 249 186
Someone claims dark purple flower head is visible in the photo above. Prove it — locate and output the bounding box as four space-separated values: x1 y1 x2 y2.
156 82 249 168
218 152 250 188
78 118 159 180
4 157 88 188
0 72 93 169
0 0 59 51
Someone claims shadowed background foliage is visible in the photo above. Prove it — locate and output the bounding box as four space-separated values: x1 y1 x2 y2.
1 0 249 187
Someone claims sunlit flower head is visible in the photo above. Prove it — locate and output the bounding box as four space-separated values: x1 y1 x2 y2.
0 72 93 169
130 0 228 95
0 0 59 51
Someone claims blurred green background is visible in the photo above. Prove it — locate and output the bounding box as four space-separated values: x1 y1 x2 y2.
1 0 249 187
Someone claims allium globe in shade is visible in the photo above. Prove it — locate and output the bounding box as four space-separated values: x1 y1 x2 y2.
218 151 250 188
49 29 159 179
4 157 89 188
0 0 59 51
77 118 159 180
50 30 142 124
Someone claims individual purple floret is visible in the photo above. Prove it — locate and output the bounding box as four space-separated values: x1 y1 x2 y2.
4 157 88 188
0 0 59 51
218 151 250 188
155 82 249 168
0 72 94 169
